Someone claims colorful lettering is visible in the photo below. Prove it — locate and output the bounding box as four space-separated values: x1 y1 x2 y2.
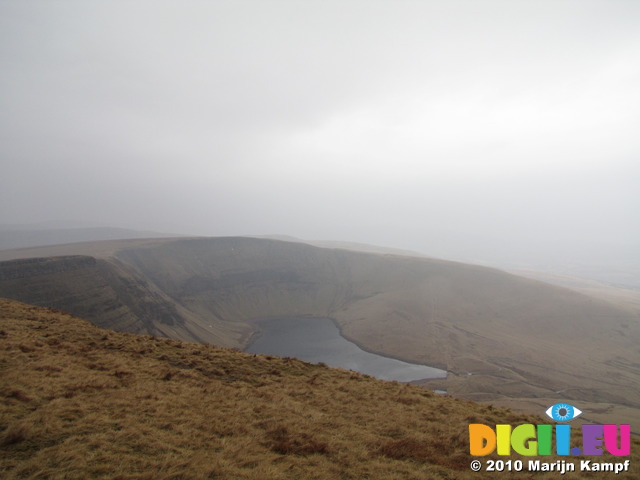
469 423 631 456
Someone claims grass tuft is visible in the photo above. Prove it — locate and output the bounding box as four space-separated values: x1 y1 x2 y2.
265 426 329 456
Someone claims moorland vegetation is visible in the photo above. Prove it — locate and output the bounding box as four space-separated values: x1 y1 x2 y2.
1 298 638 479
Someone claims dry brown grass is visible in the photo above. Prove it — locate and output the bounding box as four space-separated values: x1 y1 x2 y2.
1 298 638 479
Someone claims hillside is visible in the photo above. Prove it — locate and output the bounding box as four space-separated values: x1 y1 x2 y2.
1 298 638 479
0 236 639 431
0 254 232 346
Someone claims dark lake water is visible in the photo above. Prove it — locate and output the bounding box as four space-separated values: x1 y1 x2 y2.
245 317 447 382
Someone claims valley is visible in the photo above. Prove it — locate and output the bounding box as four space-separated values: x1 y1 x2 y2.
0 236 639 434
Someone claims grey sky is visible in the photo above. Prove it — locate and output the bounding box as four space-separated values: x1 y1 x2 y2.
1 0 638 270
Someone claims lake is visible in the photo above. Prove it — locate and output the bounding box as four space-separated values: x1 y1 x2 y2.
245 317 447 382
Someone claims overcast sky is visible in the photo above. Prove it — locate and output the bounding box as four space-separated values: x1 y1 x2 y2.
1 0 638 269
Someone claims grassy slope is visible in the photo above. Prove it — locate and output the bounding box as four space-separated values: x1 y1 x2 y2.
512 269 640 312
1 236 639 432
2 298 638 479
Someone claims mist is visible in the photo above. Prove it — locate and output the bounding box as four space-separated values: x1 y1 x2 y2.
1 0 638 280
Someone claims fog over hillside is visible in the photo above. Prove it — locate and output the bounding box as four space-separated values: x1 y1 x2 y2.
1 1 638 285
0 224 184 251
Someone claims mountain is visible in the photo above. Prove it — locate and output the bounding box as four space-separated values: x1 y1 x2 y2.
2 298 637 479
0 236 639 432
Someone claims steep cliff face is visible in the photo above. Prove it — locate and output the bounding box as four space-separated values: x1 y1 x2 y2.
116 237 355 323
0 254 241 345
0 255 177 334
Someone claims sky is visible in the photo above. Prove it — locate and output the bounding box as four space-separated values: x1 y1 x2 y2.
1 0 639 273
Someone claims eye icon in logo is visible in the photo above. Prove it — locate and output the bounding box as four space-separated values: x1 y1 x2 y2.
545 403 582 422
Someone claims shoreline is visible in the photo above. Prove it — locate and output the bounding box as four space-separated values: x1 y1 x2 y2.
243 315 448 381
328 316 449 376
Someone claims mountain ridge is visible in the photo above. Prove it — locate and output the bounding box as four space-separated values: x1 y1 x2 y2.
0 236 638 430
